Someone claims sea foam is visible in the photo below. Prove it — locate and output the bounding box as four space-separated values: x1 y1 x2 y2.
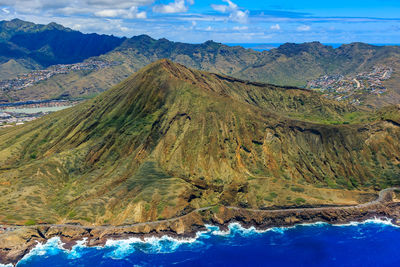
13 218 400 265
103 230 209 259
332 217 399 228
18 237 65 265
207 222 272 236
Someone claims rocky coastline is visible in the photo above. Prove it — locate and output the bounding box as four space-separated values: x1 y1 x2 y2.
1 188 400 266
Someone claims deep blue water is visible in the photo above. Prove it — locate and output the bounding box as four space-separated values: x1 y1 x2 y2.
10 219 400 267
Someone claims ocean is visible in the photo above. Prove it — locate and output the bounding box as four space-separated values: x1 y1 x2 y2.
225 43 400 51
9 218 400 267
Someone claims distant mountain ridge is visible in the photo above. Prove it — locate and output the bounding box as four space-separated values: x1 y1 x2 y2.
1 19 400 108
0 19 71 41
0 19 125 68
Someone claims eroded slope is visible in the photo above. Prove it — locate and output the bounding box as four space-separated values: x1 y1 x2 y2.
0 60 399 226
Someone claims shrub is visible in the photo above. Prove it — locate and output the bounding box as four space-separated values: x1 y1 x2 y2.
24 219 37 226
294 198 306 205
68 211 77 218
290 186 305 193
264 192 278 202
144 203 151 211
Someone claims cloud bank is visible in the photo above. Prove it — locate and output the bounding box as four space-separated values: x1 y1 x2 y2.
211 0 249 23
1 0 399 43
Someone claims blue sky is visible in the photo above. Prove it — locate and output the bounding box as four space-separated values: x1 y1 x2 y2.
1 0 400 43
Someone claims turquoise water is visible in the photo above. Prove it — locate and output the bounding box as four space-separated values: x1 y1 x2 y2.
2 106 72 114
10 218 400 267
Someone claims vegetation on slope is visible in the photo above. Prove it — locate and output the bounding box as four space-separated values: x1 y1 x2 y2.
0 60 399 226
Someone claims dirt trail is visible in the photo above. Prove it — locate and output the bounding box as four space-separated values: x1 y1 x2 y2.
0 187 398 231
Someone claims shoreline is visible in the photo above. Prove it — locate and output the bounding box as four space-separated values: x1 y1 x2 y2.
12 217 399 267
1 187 400 266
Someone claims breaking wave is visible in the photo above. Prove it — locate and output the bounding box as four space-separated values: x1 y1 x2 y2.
15 217 400 266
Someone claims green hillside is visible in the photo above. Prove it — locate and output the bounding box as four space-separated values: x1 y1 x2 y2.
0 60 399 226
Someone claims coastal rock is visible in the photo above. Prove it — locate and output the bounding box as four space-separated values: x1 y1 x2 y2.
1 197 400 266
0 228 45 265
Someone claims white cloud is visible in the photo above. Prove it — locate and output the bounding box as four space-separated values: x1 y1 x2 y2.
230 10 248 24
153 0 193 14
86 0 153 8
2 7 10 14
189 20 197 29
211 0 237 13
7 15 134 36
95 9 122 17
94 6 146 19
136 12 147 19
0 0 152 17
297 25 311 31
233 26 248 31
270 24 280 30
211 0 248 24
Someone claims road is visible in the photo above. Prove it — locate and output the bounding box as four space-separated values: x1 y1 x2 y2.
0 187 398 231
353 78 361 88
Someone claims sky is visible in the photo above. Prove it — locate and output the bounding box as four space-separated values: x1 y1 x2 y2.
1 0 400 44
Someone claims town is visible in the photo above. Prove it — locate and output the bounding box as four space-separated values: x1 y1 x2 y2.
0 60 119 92
0 100 80 127
307 66 393 104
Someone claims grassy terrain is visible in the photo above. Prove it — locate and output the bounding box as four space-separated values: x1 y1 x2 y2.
0 60 399 226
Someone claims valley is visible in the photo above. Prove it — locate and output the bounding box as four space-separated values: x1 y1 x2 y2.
1 20 400 109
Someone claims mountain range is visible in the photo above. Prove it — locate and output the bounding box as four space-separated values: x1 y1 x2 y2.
0 19 124 74
0 59 399 225
1 19 400 108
